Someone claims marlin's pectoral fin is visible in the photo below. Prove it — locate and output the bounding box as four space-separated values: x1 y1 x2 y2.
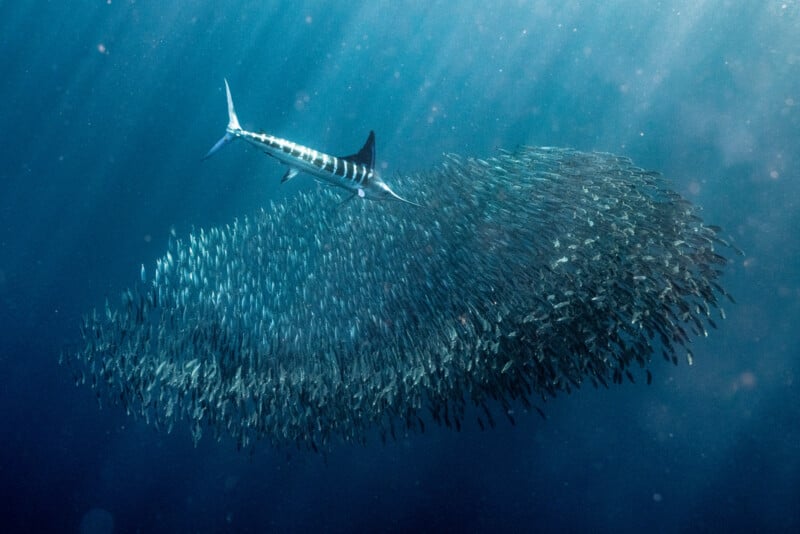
331 189 366 212
281 168 300 183
334 192 359 211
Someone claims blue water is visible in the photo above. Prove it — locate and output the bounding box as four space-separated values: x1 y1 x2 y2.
1 1 798 532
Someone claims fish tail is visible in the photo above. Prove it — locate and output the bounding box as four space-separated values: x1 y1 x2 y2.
202 78 240 160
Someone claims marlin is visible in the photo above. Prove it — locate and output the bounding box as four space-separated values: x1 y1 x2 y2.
204 79 420 207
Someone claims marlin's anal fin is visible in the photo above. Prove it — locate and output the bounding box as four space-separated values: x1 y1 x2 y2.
341 131 376 170
281 168 300 183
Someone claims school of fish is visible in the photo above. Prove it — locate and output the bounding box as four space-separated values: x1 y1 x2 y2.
64 146 736 451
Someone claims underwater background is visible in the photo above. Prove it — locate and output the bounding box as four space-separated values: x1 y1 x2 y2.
1 1 798 532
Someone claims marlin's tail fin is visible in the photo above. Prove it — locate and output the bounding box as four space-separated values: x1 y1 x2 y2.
203 78 241 160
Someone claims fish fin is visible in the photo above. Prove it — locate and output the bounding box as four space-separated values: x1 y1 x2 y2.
331 192 359 212
281 168 300 183
340 131 375 169
223 78 241 131
202 79 241 160
203 132 233 160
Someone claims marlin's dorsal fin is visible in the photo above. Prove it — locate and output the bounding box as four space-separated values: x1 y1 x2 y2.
341 131 376 169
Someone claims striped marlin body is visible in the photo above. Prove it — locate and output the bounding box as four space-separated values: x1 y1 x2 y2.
204 79 420 206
